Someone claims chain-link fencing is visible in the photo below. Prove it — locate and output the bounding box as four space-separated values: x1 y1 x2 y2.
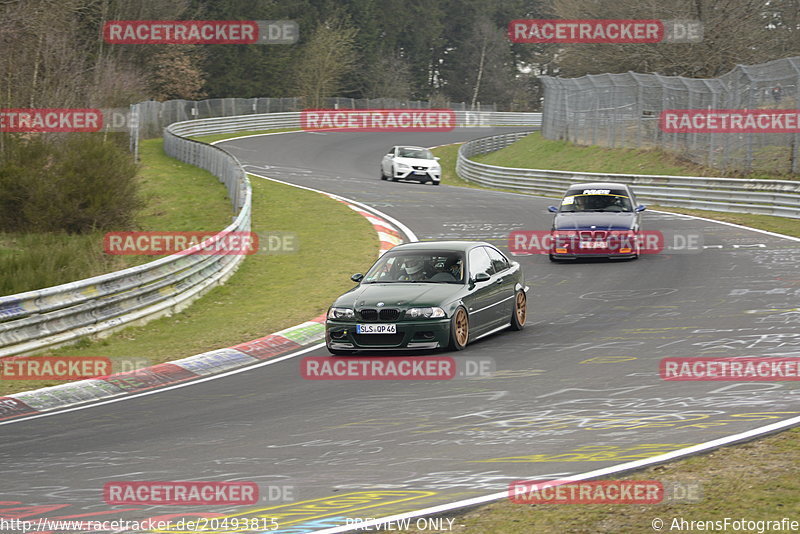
541 56 800 174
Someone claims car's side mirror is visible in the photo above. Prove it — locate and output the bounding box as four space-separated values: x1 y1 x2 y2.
387 153 394 157
473 272 491 283
547 206 559 213
635 205 647 212
351 273 364 282
434 156 441 161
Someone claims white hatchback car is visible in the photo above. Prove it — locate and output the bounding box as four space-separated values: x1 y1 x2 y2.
380 146 442 185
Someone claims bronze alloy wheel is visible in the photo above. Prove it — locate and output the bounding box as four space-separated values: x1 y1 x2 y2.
516 291 527 325
510 290 526 330
451 307 469 350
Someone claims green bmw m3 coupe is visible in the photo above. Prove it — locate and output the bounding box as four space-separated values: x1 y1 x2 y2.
325 241 528 354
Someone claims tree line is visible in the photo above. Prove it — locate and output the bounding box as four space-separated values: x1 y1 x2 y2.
0 0 798 235
1 0 799 113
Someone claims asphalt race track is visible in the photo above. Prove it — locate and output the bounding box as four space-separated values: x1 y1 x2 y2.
2 127 800 533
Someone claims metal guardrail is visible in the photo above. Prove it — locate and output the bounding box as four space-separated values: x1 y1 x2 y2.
162 111 543 137
0 122 252 358
457 131 800 219
132 97 502 139
0 111 542 357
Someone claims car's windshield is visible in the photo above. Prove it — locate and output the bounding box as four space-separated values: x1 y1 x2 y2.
362 251 465 283
559 189 633 212
397 147 434 159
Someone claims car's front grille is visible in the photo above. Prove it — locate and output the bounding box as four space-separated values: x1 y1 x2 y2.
579 230 608 239
353 333 404 346
412 166 427 171
359 308 400 322
379 308 400 321
360 309 378 321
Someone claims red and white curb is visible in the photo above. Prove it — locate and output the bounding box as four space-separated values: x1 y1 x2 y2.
0 194 412 424
333 199 404 255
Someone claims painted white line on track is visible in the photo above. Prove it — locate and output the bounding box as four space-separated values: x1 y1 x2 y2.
313 413 800 534
0 343 325 427
209 130 305 145
647 209 800 242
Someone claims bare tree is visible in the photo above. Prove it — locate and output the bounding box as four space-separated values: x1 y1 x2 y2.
442 16 518 109
0 0 89 108
550 0 780 77
0 0 193 111
148 46 207 101
469 18 511 109
363 54 413 101
293 17 358 108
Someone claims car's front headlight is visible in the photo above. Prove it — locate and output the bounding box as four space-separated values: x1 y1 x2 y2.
430 164 441 171
395 162 410 170
328 307 355 320
406 307 446 319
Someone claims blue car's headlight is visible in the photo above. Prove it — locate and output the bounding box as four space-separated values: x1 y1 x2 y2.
328 307 355 320
406 307 446 319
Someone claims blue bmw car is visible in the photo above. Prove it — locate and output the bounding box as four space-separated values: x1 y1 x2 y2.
547 182 647 261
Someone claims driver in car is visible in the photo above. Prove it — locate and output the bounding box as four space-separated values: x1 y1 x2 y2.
576 195 619 211
442 256 463 280
399 258 431 281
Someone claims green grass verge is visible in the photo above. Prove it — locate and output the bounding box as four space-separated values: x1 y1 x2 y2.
436 143 512 194
390 427 800 533
136 138 233 232
436 143 479 189
473 132 797 181
0 171 377 396
0 233 130 296
0 138 231 295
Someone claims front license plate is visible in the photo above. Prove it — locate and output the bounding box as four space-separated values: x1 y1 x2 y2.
356 324 397 334
580 241 606 249
413 171 427 175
